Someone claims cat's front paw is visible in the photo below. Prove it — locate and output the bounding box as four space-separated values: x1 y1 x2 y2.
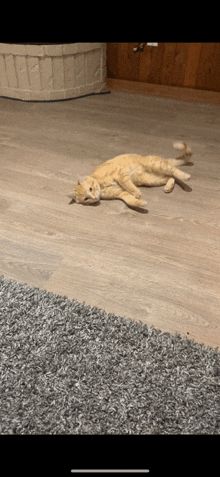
136 199 147 208
134 189 141 199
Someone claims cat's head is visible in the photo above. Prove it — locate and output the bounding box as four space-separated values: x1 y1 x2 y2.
67 176 101 205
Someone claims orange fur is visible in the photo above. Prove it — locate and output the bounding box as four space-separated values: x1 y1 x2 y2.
68 142 192 208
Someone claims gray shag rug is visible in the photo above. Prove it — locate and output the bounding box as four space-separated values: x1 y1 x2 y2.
0 274 219 435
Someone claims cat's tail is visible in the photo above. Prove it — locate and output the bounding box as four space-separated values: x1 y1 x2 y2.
170 142 192 166
173 142 191 156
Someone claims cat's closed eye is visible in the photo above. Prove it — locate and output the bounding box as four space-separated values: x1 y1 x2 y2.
89 187 93 192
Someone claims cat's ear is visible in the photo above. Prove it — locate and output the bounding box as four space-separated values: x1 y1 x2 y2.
67 192 76 201
77 175 87 184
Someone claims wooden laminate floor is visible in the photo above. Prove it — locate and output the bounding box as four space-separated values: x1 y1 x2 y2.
0 91 220 348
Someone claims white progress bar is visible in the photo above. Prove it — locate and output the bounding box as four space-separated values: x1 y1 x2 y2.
71 471 150 474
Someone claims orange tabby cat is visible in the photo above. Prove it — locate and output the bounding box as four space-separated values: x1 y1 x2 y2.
68 142 192 208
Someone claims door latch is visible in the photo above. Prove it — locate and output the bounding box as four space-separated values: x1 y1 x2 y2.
133 43 146 53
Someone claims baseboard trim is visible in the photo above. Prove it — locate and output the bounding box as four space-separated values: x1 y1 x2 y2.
106 78 220 106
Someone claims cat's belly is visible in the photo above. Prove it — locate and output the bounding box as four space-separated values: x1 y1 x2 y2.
124 165 160 185
124 165 144 179
134 173 167 187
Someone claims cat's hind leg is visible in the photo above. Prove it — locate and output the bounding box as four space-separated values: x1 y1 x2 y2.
173 168 191 181
164 177 175 193
158 163 191 181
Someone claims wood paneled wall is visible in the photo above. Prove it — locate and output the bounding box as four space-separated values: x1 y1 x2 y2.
107 43 220 92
